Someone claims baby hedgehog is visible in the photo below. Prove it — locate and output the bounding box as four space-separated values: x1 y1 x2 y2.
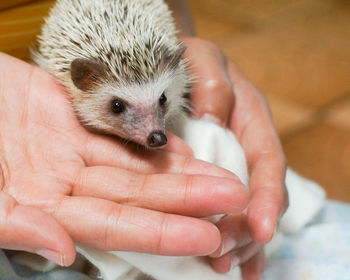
33 0 190 148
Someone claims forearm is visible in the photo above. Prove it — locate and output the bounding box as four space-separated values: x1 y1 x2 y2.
165 0 195 36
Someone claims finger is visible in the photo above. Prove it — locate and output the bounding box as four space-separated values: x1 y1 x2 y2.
81 133 237 180
209 252 232 274
227 62 288 243
183 38 234 125
209 213 252 258
241 249 266 280
53 196 221 256
72 166 249 217
163 132 194 157
247 155 288 243
209 242 263 274
0 192 75 266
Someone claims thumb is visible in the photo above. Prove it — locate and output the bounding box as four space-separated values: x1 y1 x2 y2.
0 192 76 266
182 37 234 126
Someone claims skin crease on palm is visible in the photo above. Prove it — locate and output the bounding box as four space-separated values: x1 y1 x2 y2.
0 53 250 266
0 1 287 279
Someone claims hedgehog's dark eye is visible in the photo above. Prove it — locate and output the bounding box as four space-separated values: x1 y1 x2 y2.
159 92 167 106
111 99 125 114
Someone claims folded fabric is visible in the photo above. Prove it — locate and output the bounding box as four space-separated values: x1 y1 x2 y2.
11 118 326 279
76 118 326 280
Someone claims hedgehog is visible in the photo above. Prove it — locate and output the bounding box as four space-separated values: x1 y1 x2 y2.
32 2 250 278
33 0 190 148
32 3 290 280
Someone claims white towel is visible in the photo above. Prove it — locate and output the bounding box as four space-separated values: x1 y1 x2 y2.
12 118 326 279
75 118 326 280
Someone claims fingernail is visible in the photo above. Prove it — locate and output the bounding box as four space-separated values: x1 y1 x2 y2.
231 255 240 270
200 114 222 126
36 249 65 266
220 236 236 256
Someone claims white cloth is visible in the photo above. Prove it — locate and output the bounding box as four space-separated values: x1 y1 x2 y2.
76 118 326 280
12 118 327 279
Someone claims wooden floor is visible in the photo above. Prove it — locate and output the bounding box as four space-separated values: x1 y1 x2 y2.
1 0 350 202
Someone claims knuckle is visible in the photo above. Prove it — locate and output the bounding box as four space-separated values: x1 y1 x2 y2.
254 185 284 214
183 175 194 208
204 77 232 95
156 213 169 253
72 167 89 195
201 81 234 118
102 205 122 250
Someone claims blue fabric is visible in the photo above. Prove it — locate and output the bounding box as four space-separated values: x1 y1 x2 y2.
263 200 350 280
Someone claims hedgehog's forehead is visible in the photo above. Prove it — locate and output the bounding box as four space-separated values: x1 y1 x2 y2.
100 72 171 107
98 42 179 84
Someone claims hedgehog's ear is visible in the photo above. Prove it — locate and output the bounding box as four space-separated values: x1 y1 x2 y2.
71 58 105 91
163 46 187 69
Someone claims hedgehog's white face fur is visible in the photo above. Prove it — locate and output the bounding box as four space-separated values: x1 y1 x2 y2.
69 53 190 148
33 0 191 148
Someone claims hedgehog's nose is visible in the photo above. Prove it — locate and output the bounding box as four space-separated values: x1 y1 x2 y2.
147 131 167 148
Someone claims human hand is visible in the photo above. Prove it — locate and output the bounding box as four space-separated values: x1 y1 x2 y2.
0 53 249 266
182 37 288 279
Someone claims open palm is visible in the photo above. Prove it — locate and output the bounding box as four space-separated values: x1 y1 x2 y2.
0 53 248 266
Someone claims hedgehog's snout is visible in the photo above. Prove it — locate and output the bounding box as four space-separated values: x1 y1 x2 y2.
147 131 167 148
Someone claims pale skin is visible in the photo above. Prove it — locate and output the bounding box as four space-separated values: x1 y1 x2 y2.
0 1 287 280
0 52 249 265
183 38 288 280
166 1 288 279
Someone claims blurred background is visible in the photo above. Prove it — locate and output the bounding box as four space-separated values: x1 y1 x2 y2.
1 0 349 202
